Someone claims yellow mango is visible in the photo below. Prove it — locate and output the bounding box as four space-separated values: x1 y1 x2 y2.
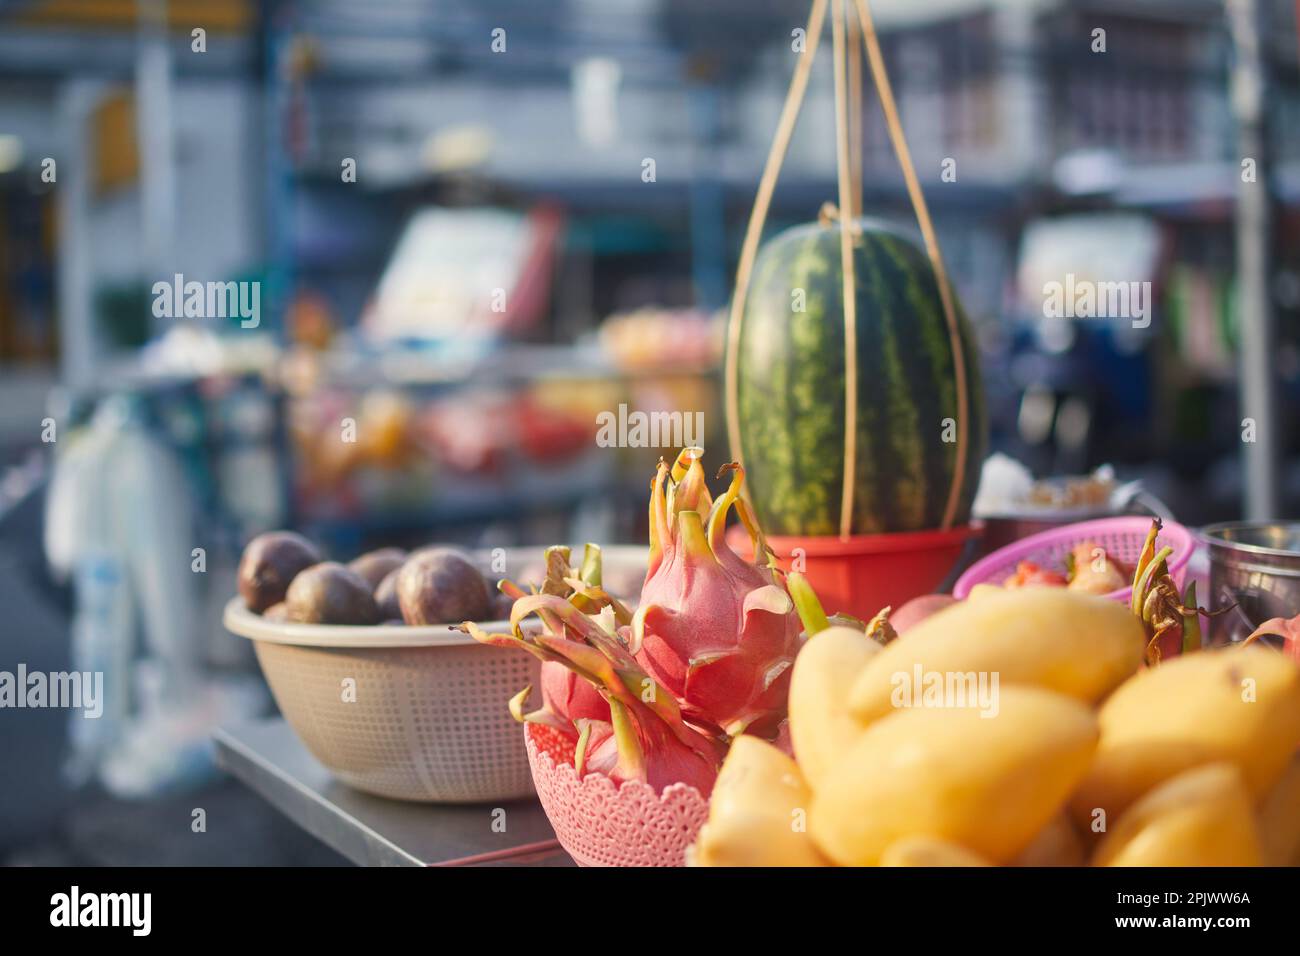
1071 646 1300 825
810 685 1098 865
1093 763 1262 867
1010 813 1085 867
1258 754 1300 866
690 735 827 867
848 589 1143 723
788 625 882 791
880 836 991 867
966 583 1003 601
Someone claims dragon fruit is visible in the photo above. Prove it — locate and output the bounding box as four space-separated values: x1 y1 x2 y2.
1130 518 1225 664
631 448 803 737
463 590 722 796
520 544 613 725
573 702 722 796
465 451 806 796
540 660 610 724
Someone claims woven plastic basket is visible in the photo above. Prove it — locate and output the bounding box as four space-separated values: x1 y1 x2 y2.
953 516 1196 603
524 723 710 866
225 599 540 802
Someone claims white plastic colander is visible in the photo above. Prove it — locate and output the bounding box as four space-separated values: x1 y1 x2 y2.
223 544 648 804
224 601 541 802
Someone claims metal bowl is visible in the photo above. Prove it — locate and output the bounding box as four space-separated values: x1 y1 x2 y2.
1201 522 1300 646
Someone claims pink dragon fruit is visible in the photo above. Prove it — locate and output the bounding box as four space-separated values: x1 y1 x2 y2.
517 544 614 725
465 453 805 796
540 660 610 724
576 713 720 795
631 448 803 738
463 589 722 796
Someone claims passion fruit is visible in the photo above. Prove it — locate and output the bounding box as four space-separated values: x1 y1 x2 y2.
347 547 406 591
374 566 403 621
238 531 322 613
285 562 381 625
396 548 492 625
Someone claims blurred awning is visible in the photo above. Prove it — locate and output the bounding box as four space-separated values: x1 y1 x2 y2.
11 0 252 33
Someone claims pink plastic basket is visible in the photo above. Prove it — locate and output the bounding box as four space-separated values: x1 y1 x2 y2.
524 723 710 867
953 516 1196 603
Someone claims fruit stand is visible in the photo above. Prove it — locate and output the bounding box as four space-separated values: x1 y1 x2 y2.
221 440 1300 869
208 0 1300 872
8 0 1300 908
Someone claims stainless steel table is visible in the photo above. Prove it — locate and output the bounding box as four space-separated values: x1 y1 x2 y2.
214 719 572 867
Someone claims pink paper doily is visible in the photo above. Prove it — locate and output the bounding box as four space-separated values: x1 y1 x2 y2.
525 723 710 867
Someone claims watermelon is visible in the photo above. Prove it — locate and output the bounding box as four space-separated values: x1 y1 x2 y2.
728 217 986 536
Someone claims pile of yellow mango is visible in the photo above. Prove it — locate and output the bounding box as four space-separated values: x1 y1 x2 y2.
690 588 1300 866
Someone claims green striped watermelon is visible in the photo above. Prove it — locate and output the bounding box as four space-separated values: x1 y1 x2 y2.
728 217 986 536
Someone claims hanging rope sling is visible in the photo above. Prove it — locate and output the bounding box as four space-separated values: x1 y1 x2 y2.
723 0 971 539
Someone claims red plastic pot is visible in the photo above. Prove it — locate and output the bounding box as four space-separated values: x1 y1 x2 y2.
727 523 982 622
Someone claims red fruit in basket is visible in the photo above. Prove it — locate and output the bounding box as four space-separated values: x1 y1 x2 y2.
579 712 719 796
540 660 611 724
463 590 723 797
499 546 616 727
630 449 802 737
1065 541 1128 595
1003 560 1068 589
239 531 322 612
504 547 620 722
